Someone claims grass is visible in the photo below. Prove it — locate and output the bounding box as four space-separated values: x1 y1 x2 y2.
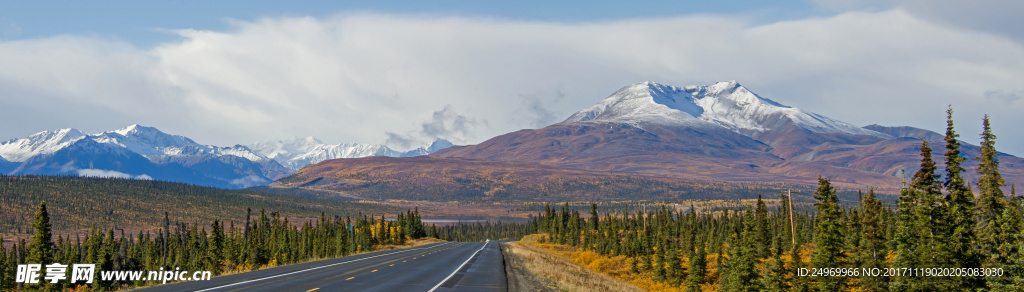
503 234 642 292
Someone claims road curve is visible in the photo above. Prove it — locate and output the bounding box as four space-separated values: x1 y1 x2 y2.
133 241 507 292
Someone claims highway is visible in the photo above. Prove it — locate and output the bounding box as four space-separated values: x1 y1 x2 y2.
134 241 507 292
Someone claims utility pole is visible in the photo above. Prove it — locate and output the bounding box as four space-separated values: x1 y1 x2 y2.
788 189 796 247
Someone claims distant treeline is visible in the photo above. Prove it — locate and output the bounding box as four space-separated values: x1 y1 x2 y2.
312 172 816 203
0 176 402 233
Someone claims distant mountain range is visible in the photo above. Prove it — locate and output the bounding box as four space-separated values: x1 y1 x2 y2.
288 81 1023 194
250 137 452 170
0 125 453 188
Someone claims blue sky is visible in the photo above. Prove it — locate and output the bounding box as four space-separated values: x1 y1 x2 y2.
1 0 1023 157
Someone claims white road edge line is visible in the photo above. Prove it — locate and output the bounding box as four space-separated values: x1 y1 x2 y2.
427 241 488 292
195 242 452 292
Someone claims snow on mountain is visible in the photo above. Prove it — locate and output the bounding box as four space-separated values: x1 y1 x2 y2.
566 81 888 138
251 137 454 170
89 124 269 162
0 128 88 162
92 124 206 157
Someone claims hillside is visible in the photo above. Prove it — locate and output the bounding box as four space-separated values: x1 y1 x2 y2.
276 156 830 202
0 175 401 235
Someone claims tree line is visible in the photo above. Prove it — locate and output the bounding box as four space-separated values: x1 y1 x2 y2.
0 176 401 233
533 107 1023 291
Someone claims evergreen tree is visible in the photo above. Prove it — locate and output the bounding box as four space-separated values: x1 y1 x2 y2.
28 201 54 266
976 114 1007 261
942 106 984 289
761 237 789 292
859 188 889 291
0 235 12 291
666 242 682 287
723 206 761 292
892 184 921 291
988 207 1021 290
209 218 224 275
844 208 862 269
754 194 770 258
910 139 948 290
811 176 846 291
685 242 706 292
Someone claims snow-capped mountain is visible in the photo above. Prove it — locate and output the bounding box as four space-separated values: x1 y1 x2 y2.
566 81 887 138
0 124 456 187
91 124 270 162
0 128 88 162
0 125 290 188
251 137 454 170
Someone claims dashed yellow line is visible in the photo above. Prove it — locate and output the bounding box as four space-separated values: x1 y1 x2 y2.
346 277 355 281
307 289 319 292
403 260 407 262
390 264 394 266
371 270 378 272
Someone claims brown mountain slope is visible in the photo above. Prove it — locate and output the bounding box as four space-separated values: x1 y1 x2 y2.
275 156 810 202
432 121 915 190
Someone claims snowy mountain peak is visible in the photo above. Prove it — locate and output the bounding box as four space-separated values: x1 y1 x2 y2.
0 128 87 162
426 138 454 153
565 81 886 138
250 136 455 171
564 81 704 125
97 124 203 156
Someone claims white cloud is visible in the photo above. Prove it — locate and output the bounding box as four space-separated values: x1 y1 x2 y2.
0 10 1022 155
76 169 152 180
229 175 268 188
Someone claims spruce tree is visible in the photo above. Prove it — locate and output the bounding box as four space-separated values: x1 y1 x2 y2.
892 183 920 291
685 242 706 292
754 194 770 258
942 106 983 289
724 206 761 291
28 201 54 266
811 176 846 291
666 242 682 287
844 209 862 269
976 114 1007 260
761 237 789 291
0 235 11 291
859 188 889 291
910 139 948 289
210 218 225 275
988 207 1021 290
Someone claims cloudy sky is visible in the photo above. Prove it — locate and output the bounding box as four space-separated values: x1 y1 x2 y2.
1 0 1022 155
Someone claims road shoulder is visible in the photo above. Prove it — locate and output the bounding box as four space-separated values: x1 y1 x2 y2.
500 242 557 292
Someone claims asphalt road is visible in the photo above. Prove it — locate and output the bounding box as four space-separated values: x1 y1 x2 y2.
134 241 508 292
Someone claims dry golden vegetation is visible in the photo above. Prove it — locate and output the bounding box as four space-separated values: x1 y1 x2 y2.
504 234 642 292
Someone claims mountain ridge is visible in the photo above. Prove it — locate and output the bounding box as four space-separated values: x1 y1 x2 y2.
250 137 454 170
0 125 454 188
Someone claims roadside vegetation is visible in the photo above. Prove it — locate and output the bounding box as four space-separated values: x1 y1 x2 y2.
503 234 642 291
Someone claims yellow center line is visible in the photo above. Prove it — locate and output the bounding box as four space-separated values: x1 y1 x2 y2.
346 277 355 281
371 269 378 272
390 264 394 266
307 289 319 292
403 260 407 262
